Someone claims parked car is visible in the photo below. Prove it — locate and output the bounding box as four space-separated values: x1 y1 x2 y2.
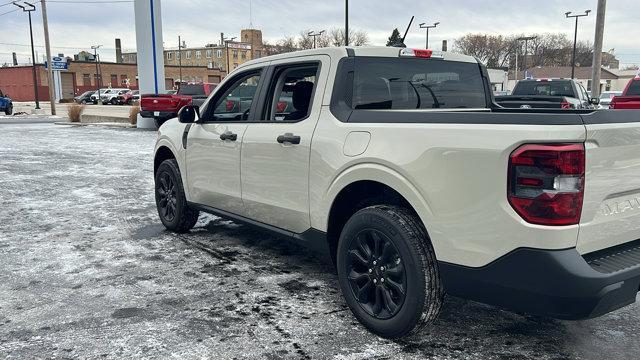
609 77 640 109
140 83 217 126
100 89 130 105
152 47 640 339
74 90 95 104
116 90 140 105
91 88 113 104
0 90 12 115
131 90 140 102
496 79 598 109
597 91 622 109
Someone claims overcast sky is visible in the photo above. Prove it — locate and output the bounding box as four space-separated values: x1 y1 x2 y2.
1 0 639 67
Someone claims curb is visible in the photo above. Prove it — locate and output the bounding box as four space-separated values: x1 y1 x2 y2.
54 122 137 129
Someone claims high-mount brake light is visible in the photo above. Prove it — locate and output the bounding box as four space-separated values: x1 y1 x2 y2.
399 48 443 59
508 143 585 226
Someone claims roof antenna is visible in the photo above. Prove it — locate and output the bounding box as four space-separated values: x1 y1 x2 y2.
395 16 414 48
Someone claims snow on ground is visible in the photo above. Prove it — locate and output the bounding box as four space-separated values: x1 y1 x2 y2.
0 120 639 359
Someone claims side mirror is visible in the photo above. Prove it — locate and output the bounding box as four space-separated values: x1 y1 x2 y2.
590 97 600 105
178 105 200 123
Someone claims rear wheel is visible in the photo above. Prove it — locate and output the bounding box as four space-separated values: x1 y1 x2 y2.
336 205 443 339
4 105 12 115
155 159 199 233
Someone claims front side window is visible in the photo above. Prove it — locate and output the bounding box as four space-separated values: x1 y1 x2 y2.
206 72 261 121
353 58 486 110
265 65 318 122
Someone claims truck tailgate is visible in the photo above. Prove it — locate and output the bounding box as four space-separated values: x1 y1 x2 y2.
578 110 640 254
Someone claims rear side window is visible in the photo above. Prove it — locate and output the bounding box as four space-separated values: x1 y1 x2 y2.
627 80 640 96
178 84 206 96
512 81 575 97
352 58 486 110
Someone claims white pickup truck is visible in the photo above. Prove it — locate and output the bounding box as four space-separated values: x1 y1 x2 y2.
153 47 640 339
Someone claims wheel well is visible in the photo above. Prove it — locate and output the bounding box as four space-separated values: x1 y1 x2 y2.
154 146 175 175
326 180 417 265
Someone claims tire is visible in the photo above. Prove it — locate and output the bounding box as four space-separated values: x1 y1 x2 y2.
336 205 443 339
155 159 199 233
81 100 87 104
110 98 118 105
4 105 12 115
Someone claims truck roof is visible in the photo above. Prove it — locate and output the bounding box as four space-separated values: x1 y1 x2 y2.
237 46 479 71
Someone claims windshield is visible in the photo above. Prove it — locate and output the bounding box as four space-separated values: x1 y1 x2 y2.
352 58 487 110
512 81 575 97
178 84 205 96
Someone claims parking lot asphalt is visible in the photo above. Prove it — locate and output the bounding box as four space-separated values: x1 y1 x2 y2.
1 120 639 360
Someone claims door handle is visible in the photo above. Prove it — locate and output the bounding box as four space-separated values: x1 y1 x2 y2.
220 131 238 141
277 133 301 145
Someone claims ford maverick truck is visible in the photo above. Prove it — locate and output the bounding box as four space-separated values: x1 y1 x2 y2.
153 47 640 339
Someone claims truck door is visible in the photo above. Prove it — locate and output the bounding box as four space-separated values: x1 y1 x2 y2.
577 111 640 255
240 55 330 233
185 67 265 215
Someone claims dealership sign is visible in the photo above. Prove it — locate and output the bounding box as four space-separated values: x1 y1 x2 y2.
44 56 68 71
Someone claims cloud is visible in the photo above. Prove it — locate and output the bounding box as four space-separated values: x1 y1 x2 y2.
1 0 638 66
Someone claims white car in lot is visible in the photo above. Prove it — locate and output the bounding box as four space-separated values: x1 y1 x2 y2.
598 91 623 109
153 46 640 338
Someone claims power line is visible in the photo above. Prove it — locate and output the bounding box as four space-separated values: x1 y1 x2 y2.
0 8 19 16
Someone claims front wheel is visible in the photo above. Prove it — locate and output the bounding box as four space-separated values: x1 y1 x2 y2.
5 105 12 115
336 205 443 339
155 159 199 233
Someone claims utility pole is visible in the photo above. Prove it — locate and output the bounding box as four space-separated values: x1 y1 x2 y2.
419 22 440 49
344 0 349 46
591 0 606 98
517 36 537 79
308 30 325 49
178 36 182 86
14 1 40 109
91 45 102 104
40 0 55 114
565 10 591 79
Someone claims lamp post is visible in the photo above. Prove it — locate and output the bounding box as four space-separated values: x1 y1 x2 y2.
516 36 537 80
13 1 40 109
565 10 591 79
418 22 439 49
91 45 102 103
308 30 325 49
345 0 349 46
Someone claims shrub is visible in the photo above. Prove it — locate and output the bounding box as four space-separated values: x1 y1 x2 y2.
67 103 84 122
129 105 140 125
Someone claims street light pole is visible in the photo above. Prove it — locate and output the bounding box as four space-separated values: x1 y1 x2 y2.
223 36 236 75
91 45 102 104
345 0 349 46
419 22 440 49
14 1 40 109
40 0 55 115
516 36 537 80
565 10 591 79
308 30 325 49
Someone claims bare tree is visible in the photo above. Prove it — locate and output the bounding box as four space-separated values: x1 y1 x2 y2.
329 28 369 47
298 31 315 50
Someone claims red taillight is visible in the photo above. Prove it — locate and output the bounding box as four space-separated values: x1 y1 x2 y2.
561 101 571 109
508 143 585 226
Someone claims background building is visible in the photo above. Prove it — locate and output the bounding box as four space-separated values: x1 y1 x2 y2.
122 29 264 75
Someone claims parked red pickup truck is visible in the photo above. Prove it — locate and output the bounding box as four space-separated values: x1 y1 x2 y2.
610 77 640 109
140 83 217 126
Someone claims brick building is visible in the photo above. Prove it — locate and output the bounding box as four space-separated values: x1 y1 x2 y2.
0 60 225 102
122 29 264 74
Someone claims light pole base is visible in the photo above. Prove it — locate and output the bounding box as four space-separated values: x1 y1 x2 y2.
136 114 157 130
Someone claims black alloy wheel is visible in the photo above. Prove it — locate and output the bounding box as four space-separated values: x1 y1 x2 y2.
156 171 177 223
347 228 407 320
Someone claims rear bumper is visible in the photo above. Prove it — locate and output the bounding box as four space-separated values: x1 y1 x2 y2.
139 110 176 121
439 241 640 319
